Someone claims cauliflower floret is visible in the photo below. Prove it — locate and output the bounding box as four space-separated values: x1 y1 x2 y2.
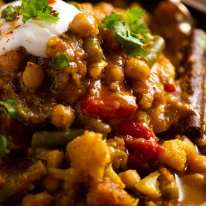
183 138 206 172
87 182 138 206
160 139 186 171
161 138 206 173
67 131 111 183
135 171 161 199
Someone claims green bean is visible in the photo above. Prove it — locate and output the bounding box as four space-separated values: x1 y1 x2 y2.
84 37 105 62
32 129 84 148
144 36 165 66
80 114 111 134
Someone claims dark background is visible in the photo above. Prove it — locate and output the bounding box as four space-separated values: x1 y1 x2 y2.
139 0 206 29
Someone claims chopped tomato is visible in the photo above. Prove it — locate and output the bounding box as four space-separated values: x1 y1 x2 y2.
124 136 165 169
124 136 164 155
81 95 137 120
119 121 155 140
81 82 137 120
121 121 164 169
164 83 176 93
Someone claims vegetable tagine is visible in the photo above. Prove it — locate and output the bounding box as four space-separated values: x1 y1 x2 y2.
0 0 206 205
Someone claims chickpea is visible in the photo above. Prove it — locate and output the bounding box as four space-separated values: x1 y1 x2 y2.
94 3 114 21
125 58 150 81
47 36 67 58
22 62 44 91
51 104 75 129
70 13 99 37
105 64 124 83
0 50 24 72
95 3 114 15
89 60 107 79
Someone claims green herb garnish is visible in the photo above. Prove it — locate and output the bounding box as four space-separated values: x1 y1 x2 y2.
0 99 19 120
125 7 150 42
51 52 70 70
1 5 20 21
0 135 9 158
21 0 59 23
1 0 59 23
101 7 150 56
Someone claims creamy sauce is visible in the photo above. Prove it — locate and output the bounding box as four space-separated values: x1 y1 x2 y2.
0 0 80 57
179 177 206 206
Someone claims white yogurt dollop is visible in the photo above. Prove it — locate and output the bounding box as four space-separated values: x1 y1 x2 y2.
0 0 80 57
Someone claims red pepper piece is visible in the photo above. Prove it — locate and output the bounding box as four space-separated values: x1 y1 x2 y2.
81 95 137 120
120 121 155 140
124 136 165 168
48 0 56 4
164 83 176 93
124 136 164 157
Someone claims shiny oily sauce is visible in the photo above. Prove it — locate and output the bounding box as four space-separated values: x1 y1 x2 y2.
181 181 206 206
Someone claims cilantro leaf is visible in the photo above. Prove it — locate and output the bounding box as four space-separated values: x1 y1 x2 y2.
125 7 150 43
1 5 20 22
101 12 121 29
101 7 150 57
21 0 59 23
114 22 143 53
125 7 145 25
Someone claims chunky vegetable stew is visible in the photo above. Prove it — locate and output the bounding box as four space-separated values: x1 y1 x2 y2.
0 0 206 206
